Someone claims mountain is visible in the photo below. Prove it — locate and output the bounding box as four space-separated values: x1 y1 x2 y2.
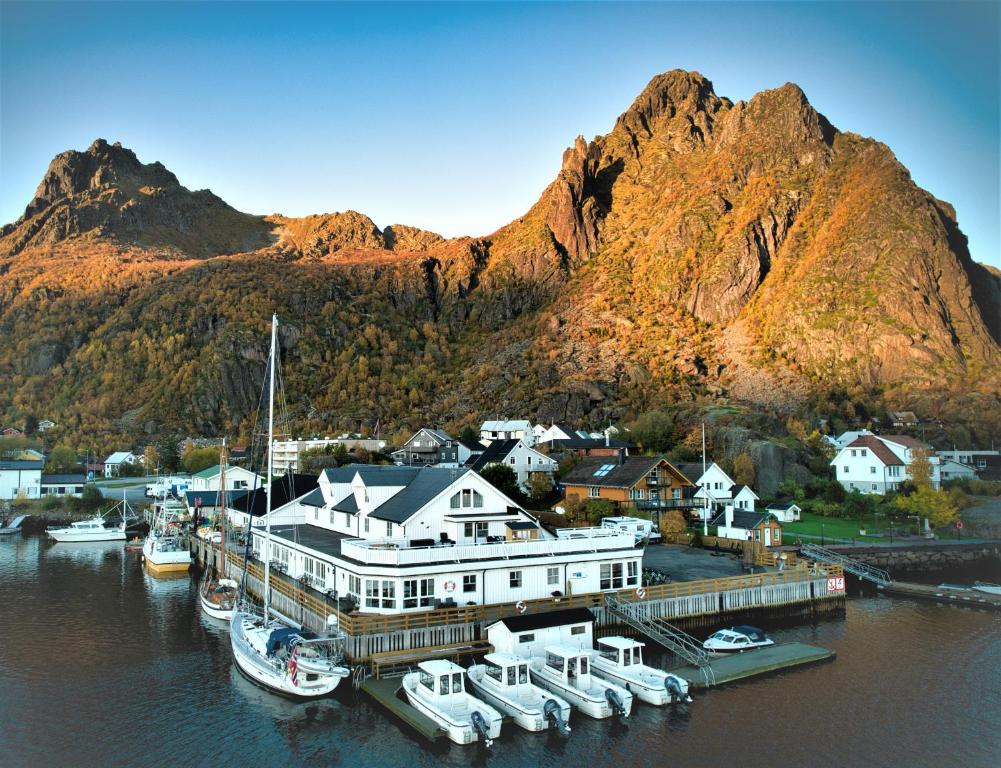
1 71 998 450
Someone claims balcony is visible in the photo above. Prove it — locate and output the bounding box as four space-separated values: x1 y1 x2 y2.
339 528 635 566
633 498 702 511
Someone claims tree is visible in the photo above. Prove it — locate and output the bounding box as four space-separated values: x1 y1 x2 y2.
157 437 180 473
24 415 39 436
627 411 676 453
843 490 876 523
478 463 525 504
733 452 756 487
527 473 554 506
71 484 104 513
908 448 933 489
894 485 959 529
458 424 479 443
143 445 159 474
46 444 80 473
182 447 219 474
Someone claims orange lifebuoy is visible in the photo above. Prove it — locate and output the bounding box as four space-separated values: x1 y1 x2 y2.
516 600 527 614
444 580 456 592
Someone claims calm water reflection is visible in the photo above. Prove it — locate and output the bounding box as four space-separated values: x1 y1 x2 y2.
1 535 999 768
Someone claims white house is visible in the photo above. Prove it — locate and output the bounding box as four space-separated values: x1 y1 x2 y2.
536 423 578 445
190 464 264 493
0 458 43 499
937 449 999 473
40 474 87 497
938 458 978 483
271 437 387 474
828 429 874 450
831 435 940 495
480 420 536 447
765 502 801 523
250 465 639 613
37 419 57 433
673 461 738 519
391 428 455 466
711 507 783 547
103 451 137 477
487 607 596 659
470 439 558 491
731 485 759 512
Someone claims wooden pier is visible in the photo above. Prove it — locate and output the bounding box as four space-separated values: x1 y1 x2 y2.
669 643 835 689
359 677 446 742
880 582 1001 609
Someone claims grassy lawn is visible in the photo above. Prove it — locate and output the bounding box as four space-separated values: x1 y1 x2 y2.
98 479 146 488
781 512 885 542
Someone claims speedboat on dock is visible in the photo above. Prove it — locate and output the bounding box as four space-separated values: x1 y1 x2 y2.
402 659 504 746
589 636 691 705
529 645 632 719
703 625 774 655
467 653 571 734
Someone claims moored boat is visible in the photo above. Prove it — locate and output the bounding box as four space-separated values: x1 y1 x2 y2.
589 636 692 705
467 653 571 733
142 497 191 575
200 577 239 620
0 515 28 535
973 581 1001 596
47 514 126 543
529 645 633 719
403 659 504 746
703 625 774 655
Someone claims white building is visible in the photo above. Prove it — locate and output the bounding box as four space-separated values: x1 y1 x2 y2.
765 502 801 523
937 449 999 473
0 458 43 500
40 474 87 497
480 420 536 447
535 423 578 445
470 439 557 491
831 435 941 495
711 507 783 547
271 437 387 474
250 465 639 613
190 464 264 493
938 459 978 482
103 451 137 477
673 461 740 520
487 607 596 659
390 428 455 466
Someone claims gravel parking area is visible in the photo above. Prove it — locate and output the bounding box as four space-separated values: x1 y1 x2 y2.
642 543 746 581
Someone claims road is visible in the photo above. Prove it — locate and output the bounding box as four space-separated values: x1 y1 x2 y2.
92 479 150 503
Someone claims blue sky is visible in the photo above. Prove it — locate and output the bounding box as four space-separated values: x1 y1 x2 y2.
1 1 998 266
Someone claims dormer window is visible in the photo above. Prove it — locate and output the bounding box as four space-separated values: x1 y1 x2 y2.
450 489 484 508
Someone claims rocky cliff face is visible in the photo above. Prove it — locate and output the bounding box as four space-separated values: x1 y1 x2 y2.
0 71 998 446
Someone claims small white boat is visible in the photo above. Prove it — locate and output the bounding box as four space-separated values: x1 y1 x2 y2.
529 645 633 719
703 625 774 655
200 577 239 620
47 515 125 542
467 653 572 734
231 609 350 698
402 659 503 746
973 582 1001 596
0 515 28 535
589 636 692 705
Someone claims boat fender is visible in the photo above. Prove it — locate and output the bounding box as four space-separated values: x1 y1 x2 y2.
543 698 570 735
604 688 627 717
665 675 692 703
470 710 493 748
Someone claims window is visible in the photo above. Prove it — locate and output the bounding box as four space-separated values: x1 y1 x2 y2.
365 579 380 608
518 664 528 684
403 578 434 608
348 575 361 598
329 510 335 525
509 457 516 465
527 456 532 466
439 675 448 695
843 466 849 474
451 493 461 509
364 517 369 533
593 464 615 477
870 466 877 474
476 521 488 539
386 521 393 537
630 488 645 500
420 671 434 690
344 512 350 527
580 657 588 675
506 666 516 685
519 633 535 644
588 486 600 498
381 580 395 609
313 508 318 521
486 663 502 682
452 674 463 693
546 652 563 671
626 561 639 586
547 566 559 586
600 562 624 590
861 450 868 457
463 522 473 538
451 489 485 509
570 625 585 635
509 570 522 589
872 483 878 491
463 574 477 593
850 449 856 457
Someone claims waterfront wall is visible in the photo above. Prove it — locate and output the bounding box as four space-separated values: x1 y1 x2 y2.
832 543 1001 576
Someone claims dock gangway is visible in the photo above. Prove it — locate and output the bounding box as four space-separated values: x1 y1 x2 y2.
799 543 892 586
604 594 715 686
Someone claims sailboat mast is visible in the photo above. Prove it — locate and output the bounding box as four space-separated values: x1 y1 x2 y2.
219 438 227 576
263 314 277 624
702 423 708 537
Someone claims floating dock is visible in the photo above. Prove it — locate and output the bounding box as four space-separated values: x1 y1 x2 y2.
670 642 835 689
881 582 1001 610
360 676 446 742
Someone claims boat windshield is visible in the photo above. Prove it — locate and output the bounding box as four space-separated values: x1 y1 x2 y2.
506 665 516 686
451 673 463 693
485 662 502 682
632 647 642 665
519 664 528 684
579 656 588 675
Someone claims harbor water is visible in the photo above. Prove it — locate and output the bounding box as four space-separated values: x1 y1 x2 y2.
1 535 999 768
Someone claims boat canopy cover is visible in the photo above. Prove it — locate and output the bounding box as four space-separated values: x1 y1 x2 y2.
266 627 311 656
731 625 767 641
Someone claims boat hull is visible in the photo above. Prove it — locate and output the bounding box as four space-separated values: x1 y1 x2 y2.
466 668 569 732
529 668 632 719
402 674 503 745
200 590 235 621
590 663 690 705
47 528 126 542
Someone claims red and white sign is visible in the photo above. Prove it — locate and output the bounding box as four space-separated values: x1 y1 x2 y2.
955 520 964 530
827 577 846 592
515 600 527 615
443 580 456 593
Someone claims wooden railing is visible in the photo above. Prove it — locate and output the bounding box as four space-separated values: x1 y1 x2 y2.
225 548 842 638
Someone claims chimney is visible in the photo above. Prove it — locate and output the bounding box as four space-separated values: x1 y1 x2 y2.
617 447 625 465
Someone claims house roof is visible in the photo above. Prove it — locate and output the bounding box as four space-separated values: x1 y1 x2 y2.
481 420 532 432
185 489 249 508
105 451 133 464
669 462 705 484
547 437 632 450
488 607 595 633
711 510 774 529
192 464 222 479
844 436 904 466
505 521 537 530
228 474 320 516
331 493 359 514
470 439 520 471
265 523 346 558
766 502 800 511
562 455 681 489
879 434 929 451
367 466 467 523
731 484 759 499
457 438 486 452
298 486 326 508
41 474 86 484
0 459 44 470
422 428 454 444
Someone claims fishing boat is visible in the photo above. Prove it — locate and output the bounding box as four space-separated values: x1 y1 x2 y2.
703 625 774 655
142 495 191 575
0 514 28 535
230 314 350 698
402 659 504 746
47 496 131 543
199 442 238 620
529 645 632 719
589 636 691 705
467 653 571 734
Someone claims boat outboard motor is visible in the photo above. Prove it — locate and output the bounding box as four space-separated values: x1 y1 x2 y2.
470 710 493 748
543 698 571 735
665 676 693 704
604 688 627 717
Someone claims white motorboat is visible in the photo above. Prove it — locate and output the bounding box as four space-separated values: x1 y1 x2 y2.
402 660 504 746
589 636 692 706
529 645 633 719
142 497 191 576
230 610 350 697
230 314 351 699
47 515 125 542
703 625 774 655
200 577 239 620
467 653 572 734
973 581 1001 596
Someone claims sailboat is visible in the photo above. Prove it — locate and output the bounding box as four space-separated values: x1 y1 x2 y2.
230 314 351 698
199 441 238 620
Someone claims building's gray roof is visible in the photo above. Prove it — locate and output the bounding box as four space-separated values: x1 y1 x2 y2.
562 455 665 489
331 493 359 514
267 524 347 558
0 460 44 470
731 484 759 499
711 510 773 529
766 502 799 511
457 438 486 452
368 466 467 523
547 437 632 450
185 489 249 508
470 439 519 471
298 486 326 508
41 474 86 484
671 462 706 484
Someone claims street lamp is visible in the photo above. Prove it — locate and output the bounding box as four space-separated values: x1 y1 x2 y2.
821 522 825 546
